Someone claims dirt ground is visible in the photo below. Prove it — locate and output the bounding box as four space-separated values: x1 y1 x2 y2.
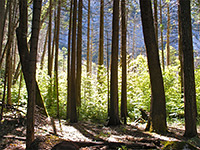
1 110 200 150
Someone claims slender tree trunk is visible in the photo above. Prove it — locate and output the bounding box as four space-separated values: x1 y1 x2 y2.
67 0 73 120
178 2 183 95
89 23 93 76
48 0 53 77
106 31 110 117
153 0 158 43
87 0 90 73
108 0 121 126
179 0 197 138
166 2 170 66
0 0 5 57
6 0 13 106
76 0 83 107
121 0 127 125
97 0 104 80
54 0 61 119
40 28 48 70
160 0 164 70
70 0 78 123
140 0 167 134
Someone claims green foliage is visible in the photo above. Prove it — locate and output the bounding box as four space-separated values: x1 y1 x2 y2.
8 53 200 124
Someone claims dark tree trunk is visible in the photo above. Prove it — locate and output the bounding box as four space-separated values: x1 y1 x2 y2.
0 0 5 57
140 0 167 134
179 0 197 138
97 0 104 81
76 0 83 107
87 0 90 73
70 0 78 123
121 0 127 125
107 0 121 126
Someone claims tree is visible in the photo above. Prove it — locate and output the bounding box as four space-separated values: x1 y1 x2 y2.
140 0 167 134
87 0 91 73
153 0 158 42
67 0 73 120
54 0 61 118
159 0 164 70
97 0 104 81
179 0 197 138
76 0 83 107
17 0 42 147
70 0 78 123
107 0 121 126
121 0 127 125
166 2 170 66
0 0 5 58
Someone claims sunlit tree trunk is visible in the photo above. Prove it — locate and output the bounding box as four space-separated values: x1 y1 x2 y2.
97 0 104 80
179 0 197 138
108 0 121 126
6 0 13 106
140 0 167 134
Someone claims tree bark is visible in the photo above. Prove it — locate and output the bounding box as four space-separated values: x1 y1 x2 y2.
76 0 83 107
166 2 170 66
179 0 197 138
108 0 121 126
121 0 127 125
70 0 78 123
97 0 104 81
87 0 90 73
54 0 61 119
0 0 5 57
140 0 167 134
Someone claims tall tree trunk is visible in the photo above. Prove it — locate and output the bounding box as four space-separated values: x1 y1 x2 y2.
140 0 167 134
106 31 110 117
17 0 42 148
70 0 78 123
178 2 183 95
6 0 13 106
107 0 121 126
97 0 104 80
54 0 61 119
160 0 164 70
67 0 73 120
48 0 53 77
16 1 48 119
153 0 158 43
166 2 170 66
76 0 83 107
0 0 5 57
121 0 127 125
179 0 197 138
87 0 90 73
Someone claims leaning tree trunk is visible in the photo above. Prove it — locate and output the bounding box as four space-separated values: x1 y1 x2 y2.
140 0 167 134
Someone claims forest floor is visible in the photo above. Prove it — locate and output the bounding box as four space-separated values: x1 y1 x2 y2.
1 108 200 149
